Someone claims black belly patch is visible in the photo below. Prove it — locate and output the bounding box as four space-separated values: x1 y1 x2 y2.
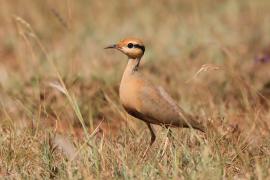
123 106 145 120
123 106 161 125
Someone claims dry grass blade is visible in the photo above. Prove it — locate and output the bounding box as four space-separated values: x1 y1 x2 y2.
186 64 222 83
68 118 104 163
49 8 69 30
49 82 67 95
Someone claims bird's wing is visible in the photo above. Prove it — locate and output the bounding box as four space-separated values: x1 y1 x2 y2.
138 83 205 132
138 83 188 127
157 86 178 110
157 86 192 119
156 86 205 131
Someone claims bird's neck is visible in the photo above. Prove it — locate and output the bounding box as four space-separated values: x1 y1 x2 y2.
125 58 141 74
120 58 141 87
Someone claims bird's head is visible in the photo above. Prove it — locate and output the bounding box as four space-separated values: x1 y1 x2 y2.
105 38 145 59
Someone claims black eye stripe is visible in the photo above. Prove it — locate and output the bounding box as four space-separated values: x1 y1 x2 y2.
134 44 145 53
127 43 145 53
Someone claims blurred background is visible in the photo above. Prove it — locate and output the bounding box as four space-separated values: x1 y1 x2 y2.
1 0 270 178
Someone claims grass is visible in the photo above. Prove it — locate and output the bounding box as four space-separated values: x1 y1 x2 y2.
1 0 270 179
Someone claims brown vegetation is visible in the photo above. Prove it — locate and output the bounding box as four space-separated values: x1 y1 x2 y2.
0 0 270 179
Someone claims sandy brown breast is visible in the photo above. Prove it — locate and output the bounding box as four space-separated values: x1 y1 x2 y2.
119 73 144 115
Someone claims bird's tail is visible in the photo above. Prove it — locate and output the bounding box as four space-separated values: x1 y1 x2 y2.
190 120 205 132
183 115 206 133
176 105 206 132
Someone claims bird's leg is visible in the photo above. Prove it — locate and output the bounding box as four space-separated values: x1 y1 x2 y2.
147 123 156 145
141 123 156 158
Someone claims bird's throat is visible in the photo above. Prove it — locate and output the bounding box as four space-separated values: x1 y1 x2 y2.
127 58 141 74
121 58 141 88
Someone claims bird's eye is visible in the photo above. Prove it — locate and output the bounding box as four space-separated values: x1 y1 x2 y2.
127 43 134 48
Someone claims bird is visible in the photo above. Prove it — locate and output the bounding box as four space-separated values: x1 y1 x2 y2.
105 38 205 146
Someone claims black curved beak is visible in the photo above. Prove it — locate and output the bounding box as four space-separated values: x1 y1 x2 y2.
104 44 117 49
